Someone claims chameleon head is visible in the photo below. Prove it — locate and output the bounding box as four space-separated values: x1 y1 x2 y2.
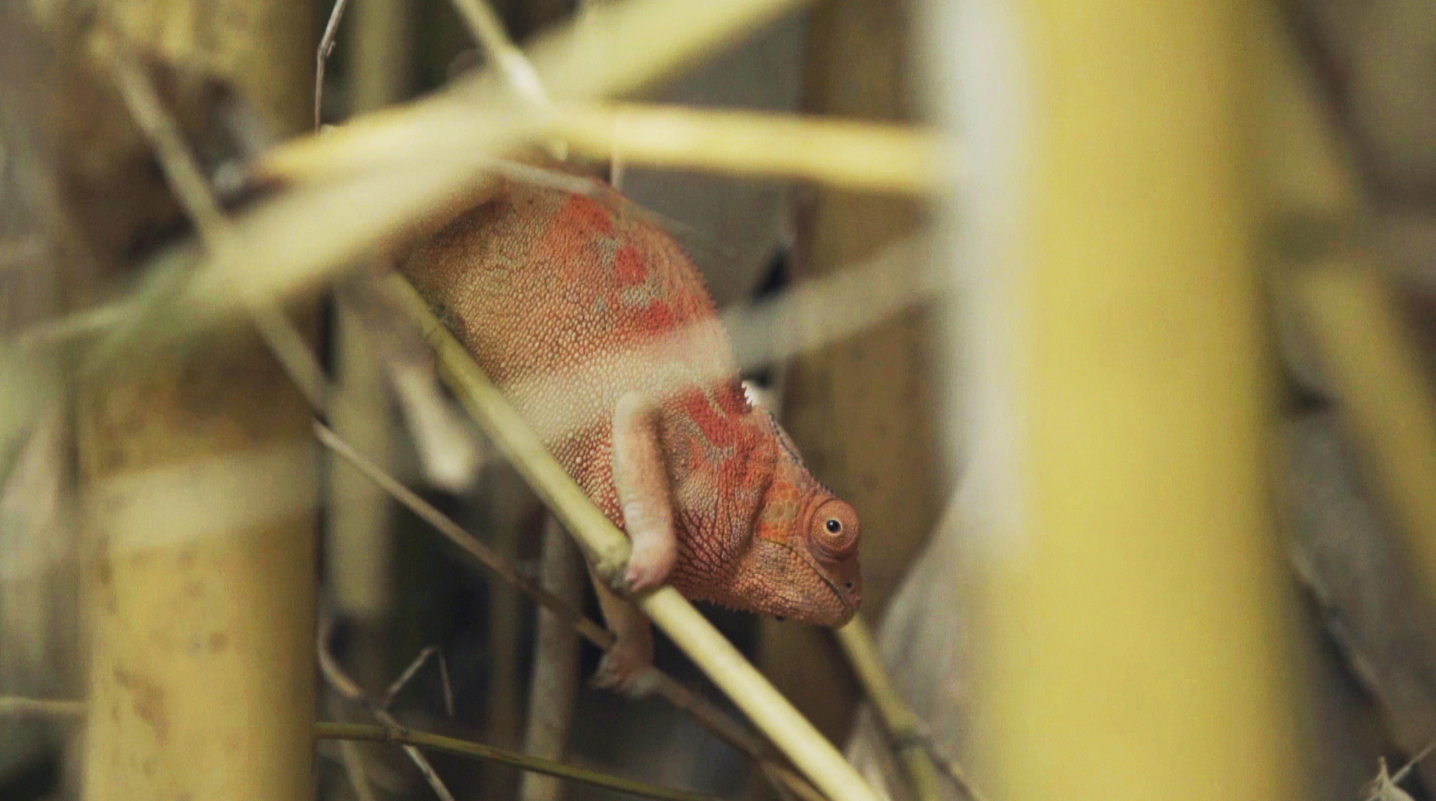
716 416 863 627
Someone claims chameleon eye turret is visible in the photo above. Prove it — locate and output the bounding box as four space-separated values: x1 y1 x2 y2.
810 498 859 563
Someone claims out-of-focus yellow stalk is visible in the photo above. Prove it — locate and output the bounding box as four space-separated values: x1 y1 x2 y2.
547 104 940 194
974 3 1301 801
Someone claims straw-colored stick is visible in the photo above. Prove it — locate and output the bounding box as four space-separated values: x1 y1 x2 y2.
260 104 942 195
384 273 880 801
550 104 943 194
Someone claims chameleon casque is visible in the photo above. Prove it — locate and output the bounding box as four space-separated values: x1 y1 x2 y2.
400 165 862 688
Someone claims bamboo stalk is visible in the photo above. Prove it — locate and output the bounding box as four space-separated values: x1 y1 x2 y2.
940 1 1302 799
74 2 317 800
384 273 881 801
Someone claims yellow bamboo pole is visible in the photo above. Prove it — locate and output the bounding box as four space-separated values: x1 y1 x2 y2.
963 2 1301 800
77 1 317 799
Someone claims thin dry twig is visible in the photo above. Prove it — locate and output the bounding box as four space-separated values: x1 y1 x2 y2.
316 0 353 129
316 722 721 801
319 616 458 801
1363 742 1436 801
379 645 453 716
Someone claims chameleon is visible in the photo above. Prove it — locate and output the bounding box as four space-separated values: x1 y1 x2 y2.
399 164 862 689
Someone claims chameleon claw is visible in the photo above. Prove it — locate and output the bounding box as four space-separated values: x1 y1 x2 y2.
593 642 658 698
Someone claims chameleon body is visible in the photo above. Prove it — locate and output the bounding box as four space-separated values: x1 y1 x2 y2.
401 170 861 685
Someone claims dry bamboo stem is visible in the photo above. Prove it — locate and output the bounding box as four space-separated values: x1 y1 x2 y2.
384 273 880 801
75 3 317 800
520 517 583 801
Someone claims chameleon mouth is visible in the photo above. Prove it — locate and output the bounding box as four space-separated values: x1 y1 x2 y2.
762 537 859 627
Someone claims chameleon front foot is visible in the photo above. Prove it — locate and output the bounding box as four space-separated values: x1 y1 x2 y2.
612 392 678 593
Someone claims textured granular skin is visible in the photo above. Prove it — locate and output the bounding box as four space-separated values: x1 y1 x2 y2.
401 173 861 625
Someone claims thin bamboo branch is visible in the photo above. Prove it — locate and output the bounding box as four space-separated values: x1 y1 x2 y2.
447 0 551 106
330 693 381 801
836 617 986 801
550 104 943 194
319 616 459 801
383 273 880 801
258 105 941 195
315 0 352 127
316 722 721 801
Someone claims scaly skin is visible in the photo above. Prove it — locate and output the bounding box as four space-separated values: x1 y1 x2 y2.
401 170 862 685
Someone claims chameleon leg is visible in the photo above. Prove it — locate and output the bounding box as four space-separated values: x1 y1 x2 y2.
610 391 678 592
588 567 656 697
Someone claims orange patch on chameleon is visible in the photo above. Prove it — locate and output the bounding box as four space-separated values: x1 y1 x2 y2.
558 194 615 237
678 387 739 449
613 245 648 287
714 380 751 417
631 300 675 333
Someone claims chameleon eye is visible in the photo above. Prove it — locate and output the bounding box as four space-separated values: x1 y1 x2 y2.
809 499 859 562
